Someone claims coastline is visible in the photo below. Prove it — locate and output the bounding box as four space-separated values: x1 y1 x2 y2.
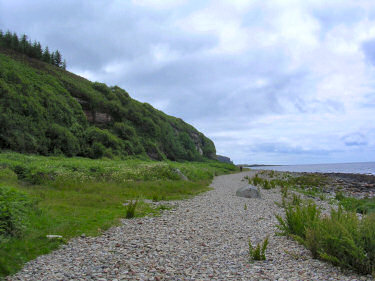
253 170 375 199
248 162 375 176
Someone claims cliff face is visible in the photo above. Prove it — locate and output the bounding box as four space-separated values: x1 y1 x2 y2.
216 155 234 164
0 48 216 161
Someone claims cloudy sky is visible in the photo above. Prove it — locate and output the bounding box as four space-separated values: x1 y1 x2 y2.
1 0 375 164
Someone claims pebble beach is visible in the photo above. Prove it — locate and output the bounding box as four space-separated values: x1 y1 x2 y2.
8 171 373 280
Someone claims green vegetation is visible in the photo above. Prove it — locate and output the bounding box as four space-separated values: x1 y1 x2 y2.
0 152 237 277
249 172 328 199
335 193 375 215
0 45 215 161
0 30 65 69
248 236 269 262
125 200 138 219
276 199 375 275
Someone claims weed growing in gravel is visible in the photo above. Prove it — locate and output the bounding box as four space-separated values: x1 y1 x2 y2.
281 185 289 199
125 200 138 219
249 236 269 262
249 175 277 190
244 203 247 210
291 193 302 206
156 204 172 211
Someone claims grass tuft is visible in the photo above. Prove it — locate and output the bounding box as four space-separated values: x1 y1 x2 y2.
125 200 138 219
249 236 269 262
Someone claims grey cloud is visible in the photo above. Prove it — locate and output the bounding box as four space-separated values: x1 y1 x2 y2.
312 3 365 32
342 133 367 147
362 38 375 66
249 142 334 156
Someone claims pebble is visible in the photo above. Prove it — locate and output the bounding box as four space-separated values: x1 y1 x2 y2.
7 172 373 280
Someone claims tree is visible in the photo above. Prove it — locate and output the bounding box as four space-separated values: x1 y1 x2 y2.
62 59 66 70
0 30 67 68
19 34 28 53
53 50 62 67
3 31 12 48
42 46 51 63
35 42 43 59
10 32 19 51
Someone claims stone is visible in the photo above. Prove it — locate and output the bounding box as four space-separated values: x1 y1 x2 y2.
235 185 261 199
174 168 188 181
46 235 63 239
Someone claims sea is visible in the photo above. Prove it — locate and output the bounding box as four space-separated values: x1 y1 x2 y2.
249 162 375 175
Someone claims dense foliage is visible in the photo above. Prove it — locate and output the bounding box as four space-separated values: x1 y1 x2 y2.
0 47 216 161
0 30 65 69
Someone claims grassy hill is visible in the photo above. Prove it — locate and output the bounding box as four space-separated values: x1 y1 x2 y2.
0 47 216 161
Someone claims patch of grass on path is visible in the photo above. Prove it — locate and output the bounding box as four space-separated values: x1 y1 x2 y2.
0 152 237 277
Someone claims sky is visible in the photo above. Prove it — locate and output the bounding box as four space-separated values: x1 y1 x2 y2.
1 0 375 165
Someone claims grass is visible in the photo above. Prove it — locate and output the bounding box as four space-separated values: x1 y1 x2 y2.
0 151 237 277
335 194 375 215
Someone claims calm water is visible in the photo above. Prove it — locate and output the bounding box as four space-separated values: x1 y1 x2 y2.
250 162 375 175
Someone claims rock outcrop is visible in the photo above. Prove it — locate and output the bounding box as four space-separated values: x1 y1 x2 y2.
216 155 233 164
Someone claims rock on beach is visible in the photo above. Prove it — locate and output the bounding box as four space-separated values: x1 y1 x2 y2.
236 185 261 199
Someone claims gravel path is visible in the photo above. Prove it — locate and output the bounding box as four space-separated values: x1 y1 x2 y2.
9 172 372 280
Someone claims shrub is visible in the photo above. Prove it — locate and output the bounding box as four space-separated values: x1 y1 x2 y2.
90 142 105 159
277 199 375 275
276 200 320 239
46 124 80 156
249 236 269 262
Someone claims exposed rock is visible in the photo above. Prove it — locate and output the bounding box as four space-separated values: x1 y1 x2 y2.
236 185 261 198
83 110 112 124
174 168 188 181
46 235 63 239
216 155 233 164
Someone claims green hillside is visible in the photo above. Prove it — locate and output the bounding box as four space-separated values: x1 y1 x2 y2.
0 47 216 161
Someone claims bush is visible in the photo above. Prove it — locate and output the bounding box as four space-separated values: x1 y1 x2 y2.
46 124 80 156
90 142 106 159
0 186 33 238
276 200 321 240
277 199 375 275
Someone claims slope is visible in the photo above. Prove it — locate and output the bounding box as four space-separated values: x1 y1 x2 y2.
0 47 216 161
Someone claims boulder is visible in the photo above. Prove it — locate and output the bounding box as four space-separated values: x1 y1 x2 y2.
174 168 188 181
236 185 261 199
